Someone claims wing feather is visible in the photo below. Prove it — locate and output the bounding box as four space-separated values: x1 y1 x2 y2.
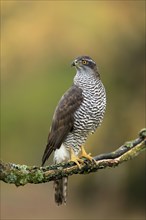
42 84 83 166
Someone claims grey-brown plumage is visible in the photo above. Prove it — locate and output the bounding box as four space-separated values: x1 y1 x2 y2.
42 56 106 205
42 85 83 165
54 177 68 205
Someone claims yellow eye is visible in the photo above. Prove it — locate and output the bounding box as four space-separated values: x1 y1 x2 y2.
82 60 87 65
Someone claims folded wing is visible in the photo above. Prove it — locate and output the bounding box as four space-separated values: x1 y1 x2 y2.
42 84 83 166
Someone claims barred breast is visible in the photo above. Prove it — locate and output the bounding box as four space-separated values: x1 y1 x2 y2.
63 70 106 154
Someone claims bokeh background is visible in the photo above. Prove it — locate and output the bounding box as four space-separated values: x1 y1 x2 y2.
1 1 145 219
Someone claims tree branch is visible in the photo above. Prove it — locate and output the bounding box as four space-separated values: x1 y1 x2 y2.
0 128 145 187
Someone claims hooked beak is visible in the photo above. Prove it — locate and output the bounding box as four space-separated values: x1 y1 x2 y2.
71 61 75 67
71 60 80 68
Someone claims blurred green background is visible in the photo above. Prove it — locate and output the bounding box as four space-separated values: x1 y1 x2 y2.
1 1 145 219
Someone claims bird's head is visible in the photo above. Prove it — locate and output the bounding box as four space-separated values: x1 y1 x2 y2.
71 56 97 72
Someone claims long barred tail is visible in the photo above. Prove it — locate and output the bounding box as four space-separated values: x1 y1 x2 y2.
54 177 68 206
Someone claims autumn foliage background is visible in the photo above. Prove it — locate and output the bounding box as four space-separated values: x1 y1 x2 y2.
1 1 145 219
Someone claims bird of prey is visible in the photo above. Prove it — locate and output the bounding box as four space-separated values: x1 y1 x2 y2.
42 56 106 205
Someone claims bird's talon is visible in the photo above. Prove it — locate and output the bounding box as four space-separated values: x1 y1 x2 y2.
91 158 97 164
69 148 83 169
80 146 94 162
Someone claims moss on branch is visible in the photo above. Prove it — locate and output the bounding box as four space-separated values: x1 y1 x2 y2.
0 128 145 187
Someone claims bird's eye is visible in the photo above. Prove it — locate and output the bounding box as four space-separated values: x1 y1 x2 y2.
82 60 87 65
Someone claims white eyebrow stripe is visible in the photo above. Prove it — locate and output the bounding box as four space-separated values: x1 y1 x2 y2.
85 59 96 64
75 57 96 65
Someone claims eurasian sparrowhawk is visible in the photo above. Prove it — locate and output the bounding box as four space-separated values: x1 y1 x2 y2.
42 56 106 205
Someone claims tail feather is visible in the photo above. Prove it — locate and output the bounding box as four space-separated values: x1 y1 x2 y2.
54 177 68 205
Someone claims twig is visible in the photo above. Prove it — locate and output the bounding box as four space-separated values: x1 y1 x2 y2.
0 128 145 187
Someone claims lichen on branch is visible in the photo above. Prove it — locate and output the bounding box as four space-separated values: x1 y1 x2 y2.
0 128 145 187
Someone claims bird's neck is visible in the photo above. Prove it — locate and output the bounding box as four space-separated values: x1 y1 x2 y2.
74 69 100 88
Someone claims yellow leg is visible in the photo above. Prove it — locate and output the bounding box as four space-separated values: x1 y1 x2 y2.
69 148 83 169
80 146 94 162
